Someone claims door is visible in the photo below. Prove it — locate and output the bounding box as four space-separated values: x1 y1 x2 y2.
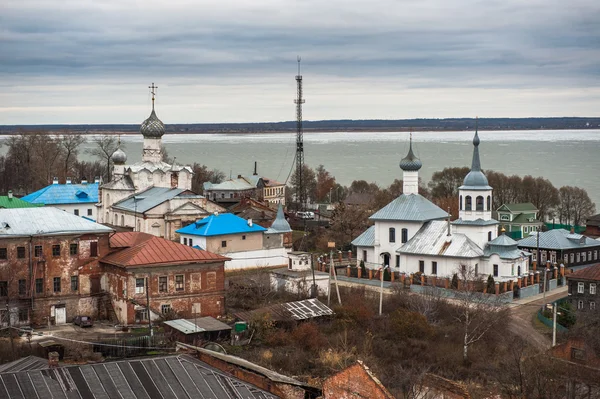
382 253 390 267
55 306 66 325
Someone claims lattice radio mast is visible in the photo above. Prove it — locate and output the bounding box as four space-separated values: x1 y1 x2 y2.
294 56 306 211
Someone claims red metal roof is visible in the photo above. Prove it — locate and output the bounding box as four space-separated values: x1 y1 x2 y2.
103 232 229 267
567 263 600 282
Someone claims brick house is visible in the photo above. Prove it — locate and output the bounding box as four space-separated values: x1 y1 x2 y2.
0 208 113 327
100 232 228 325
584 213 600 238
567 263 600 312
321 361 394 399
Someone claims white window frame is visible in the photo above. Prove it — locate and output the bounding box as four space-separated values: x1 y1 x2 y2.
577 282 585 294
591 302 596 310
590 283 596 295
135 278 145 294
578 300 584 310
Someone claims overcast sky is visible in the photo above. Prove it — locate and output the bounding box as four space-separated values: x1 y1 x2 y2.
1 0 599 124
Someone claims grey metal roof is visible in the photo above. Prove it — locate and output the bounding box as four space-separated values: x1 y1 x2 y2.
0 208 113 237
267 204 292 234
398 221 484 258
518 229 600 250
0 356 48 373
0 354 279 399
484 234 531 259
112 187 185 213
164 317 232 334
369 194 448 222
204 178 256 191
352 225 375 247
452 218 499 226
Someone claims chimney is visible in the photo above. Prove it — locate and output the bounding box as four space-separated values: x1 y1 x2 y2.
81 178 88 184
94 176 101 184
52 177 59 185
237 174 242 179
7 190 13 199
66 177 72 184
48 351 59 368
248 218 253 227
570 227 575 234
253 161 258 176
446 207 451 236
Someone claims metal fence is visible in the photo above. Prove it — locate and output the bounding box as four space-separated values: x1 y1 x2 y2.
92 333 168 358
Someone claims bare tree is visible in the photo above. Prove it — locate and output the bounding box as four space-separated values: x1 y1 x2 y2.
453 265 508 362
60 131 85 178
88 135 118 182
559 186 596 226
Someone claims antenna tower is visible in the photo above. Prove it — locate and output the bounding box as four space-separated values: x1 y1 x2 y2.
294 56 306 211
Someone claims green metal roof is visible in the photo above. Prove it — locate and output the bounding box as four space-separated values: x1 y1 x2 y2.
498 202 538 212
0 196 44 209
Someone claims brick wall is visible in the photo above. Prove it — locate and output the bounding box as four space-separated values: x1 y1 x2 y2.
322 362 394 399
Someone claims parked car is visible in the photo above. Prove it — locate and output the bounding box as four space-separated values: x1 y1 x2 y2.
18 326 33 337
73 316 93 328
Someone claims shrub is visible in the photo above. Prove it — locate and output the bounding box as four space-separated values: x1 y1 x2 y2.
291 322 326 351
390 308 434 339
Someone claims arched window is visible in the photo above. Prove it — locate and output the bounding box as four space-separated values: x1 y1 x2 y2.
401 228 408 243
476 196 484 211
459 195 463 210
389 228 395 243
465 196 472 211
105 211 109 223
487 195 491 211
121 215 125 226
114 214 118 225
106 193 110 205
488 231 492 241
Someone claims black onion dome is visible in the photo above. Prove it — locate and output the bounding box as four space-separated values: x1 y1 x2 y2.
399 140 422 171
140 109 165 138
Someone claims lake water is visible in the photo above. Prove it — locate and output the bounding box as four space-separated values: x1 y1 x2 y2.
3 129 600 206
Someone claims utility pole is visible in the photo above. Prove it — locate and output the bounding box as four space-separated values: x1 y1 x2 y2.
552 302 557 347
145 276 153 337
379 265 388 316
294 56 306 213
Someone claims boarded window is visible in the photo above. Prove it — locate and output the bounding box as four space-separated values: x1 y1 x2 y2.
17 247 26 259
207 272 217 290
90 242 98 257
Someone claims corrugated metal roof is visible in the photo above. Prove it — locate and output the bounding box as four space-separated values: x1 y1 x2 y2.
103 232 228 267
235 298 333 323
369 194 448 222
518 229 600 250
352 225 375 247
451 218 498 226
21 183 99 205
177 213 267 237
0 354 279 398
398 221 483 258
0 196 44 209
112 186 184 213
204 178 255 191
165 317 232 334
484 234 531 259
0 208 113 237
164 319 206 334
567 263 600 282
499 202 538 212
0 356 48 373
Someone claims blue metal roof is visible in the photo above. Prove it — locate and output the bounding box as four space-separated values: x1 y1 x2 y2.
112 187 184 213
177 213 267 237
21 183 99 205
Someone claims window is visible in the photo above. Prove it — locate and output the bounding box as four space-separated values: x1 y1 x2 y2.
588 251 592 261
571 348 585 360
242 235 246 240
52 245 61 257
35 278 43 294
0 281 6 296
590 283 596 295
401 228 408 244
175 275 184 291
161 304 172 314
389 228 395 243
87 208 93 216
0 248 6 260
90 242 98 257
583 252 587 262
419 260 425 274
595 250 598 260
431 261 437 275
71 275 78 291
488 231 492 241
570 253 574 263
476 196 484 211
18 279 26 296
578 282 585 294
591 302 596 310
465 196 472 211
395 255 400 268
189 239 193 247
183 237 188 245
577 253 580 263
459 195 463 210
70 243 78 256
18 308 28 322
476 264 479 276
74 209 79 216
34 245 43 257
121 215 124 226
207 272 217 290
17 247 25 259
511 264 514 276
493 264 499 277
135 278 145 294
486 196 491 211
363 250 367 262
221 240 227 248
159 276 168 293
500 214 510 221
578 300 584 310
53 277 61 293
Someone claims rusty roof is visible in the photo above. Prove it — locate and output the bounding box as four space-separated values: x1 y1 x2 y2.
567 263 600 282
234 298 333 323
102 232 228 267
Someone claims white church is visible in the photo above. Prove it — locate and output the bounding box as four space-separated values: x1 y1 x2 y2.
352 131 530 282
98 85 223 240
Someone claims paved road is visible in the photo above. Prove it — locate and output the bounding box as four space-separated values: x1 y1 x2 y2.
508 286 568 350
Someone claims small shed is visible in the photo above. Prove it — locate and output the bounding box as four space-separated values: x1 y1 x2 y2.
164 317 232 344
234 298 333 328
